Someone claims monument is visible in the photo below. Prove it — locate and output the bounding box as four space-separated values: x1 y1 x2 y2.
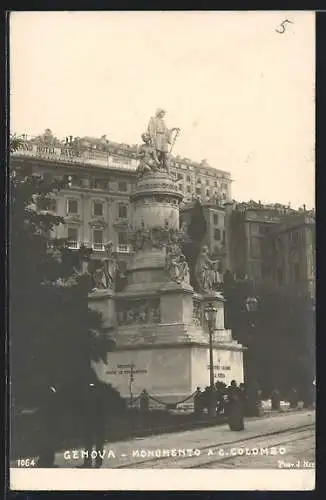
89 109 245 403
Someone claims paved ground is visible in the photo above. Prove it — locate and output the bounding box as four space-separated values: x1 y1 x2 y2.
56 410 315 469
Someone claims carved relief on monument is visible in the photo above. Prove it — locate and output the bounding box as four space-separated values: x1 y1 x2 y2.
116 298 161 326
128 226 184 252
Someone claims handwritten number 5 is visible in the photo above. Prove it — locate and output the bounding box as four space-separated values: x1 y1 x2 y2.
276 19 294 34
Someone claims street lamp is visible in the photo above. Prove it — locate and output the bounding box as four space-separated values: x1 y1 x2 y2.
204 303 218 418
244 295 260 416
245 296 258 313
129 362 135 407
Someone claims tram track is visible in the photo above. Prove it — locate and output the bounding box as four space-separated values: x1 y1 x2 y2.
116 422 314 469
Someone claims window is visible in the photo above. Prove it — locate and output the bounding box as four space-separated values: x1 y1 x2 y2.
196 178 201 184
177 173 183 181
118 232 128 245
93 200 104 217
206 179 209 186
250 223 259 235
291 231 299 245
196 187 201 195
214 228 221 241
213 214 219 225
222 183 227 190
69 175 81 187
118 203 128 219
93 229 104 251
186 175 191 183
67 199 78 215
214 181 218 187
187 185 191 193
222 230 226 244
118 181 128 192
206 189 210 197
67 227 79 249
93 178 108 190
259 225 269 235
117 231 129 253
251 237 261 257
179 184 184 191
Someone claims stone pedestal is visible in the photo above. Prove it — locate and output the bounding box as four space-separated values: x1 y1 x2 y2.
88 289 116 329
92 341 244 402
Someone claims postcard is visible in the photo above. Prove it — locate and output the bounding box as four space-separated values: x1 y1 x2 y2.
9 10 315 491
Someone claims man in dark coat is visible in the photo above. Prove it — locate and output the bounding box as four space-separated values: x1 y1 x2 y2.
81 373 126 468
227 380 245 431
37 385 60 467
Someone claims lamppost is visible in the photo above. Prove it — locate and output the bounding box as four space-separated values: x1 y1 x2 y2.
244 295 260 416
129 362 135 407
204 303 218 418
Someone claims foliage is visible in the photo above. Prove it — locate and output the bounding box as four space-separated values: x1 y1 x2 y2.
9 149 109 408
223 277 315 399
10 134 24 153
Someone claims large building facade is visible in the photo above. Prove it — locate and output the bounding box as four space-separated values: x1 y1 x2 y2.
11 130 232 266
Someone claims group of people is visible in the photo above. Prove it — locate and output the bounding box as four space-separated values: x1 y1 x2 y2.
194 380 249 431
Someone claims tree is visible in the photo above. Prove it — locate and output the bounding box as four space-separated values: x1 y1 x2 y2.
182 200 207 288
9 138 109 409
225 277 315 400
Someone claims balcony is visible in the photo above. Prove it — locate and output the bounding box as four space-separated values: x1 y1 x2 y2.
92 243 105 252
116 244 130 253
67 241 80 250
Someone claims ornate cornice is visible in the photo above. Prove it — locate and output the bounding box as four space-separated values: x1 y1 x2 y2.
64 215 82 225
88 217 108 229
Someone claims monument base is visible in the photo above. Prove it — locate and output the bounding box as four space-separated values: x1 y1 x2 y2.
92 340 244 403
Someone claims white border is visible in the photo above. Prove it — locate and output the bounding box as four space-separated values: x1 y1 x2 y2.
10 468 315 491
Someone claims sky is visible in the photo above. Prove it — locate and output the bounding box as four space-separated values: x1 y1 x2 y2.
10 11 315 208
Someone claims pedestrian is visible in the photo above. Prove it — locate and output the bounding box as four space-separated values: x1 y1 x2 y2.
289 387 299 409
37 385 60 467
194 387 203 417
81 374 126 468
227 380 245 431
215 382 225 415
140 389 149 413
271 387 281 411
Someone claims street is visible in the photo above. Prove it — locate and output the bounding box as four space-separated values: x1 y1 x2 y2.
56 410 315 469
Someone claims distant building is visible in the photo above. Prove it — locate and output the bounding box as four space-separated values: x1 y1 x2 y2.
180 200 227 270
224 201 315 300
262 212 315 300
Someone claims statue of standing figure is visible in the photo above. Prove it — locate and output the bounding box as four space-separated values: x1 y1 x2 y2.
165 244 190 285
103 241 118 290
145 108 180 173
195 245 222 293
